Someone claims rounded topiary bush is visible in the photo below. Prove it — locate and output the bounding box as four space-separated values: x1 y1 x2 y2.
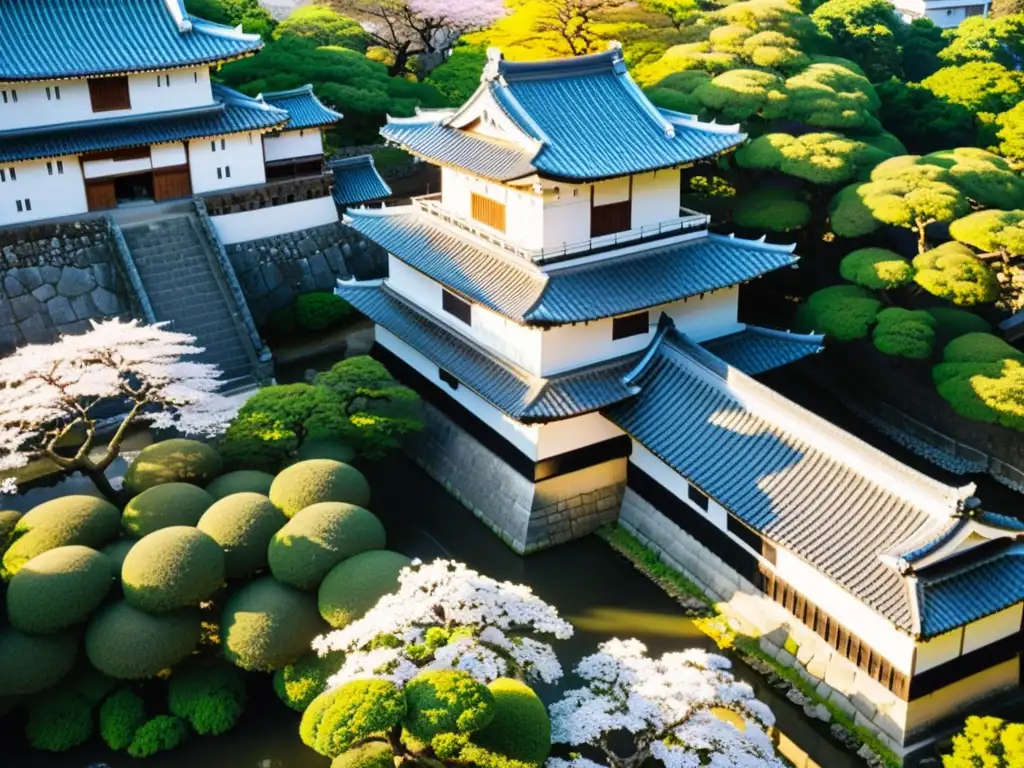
100 689 148 751
301 679 406 758
123 439 223 495
206 470 275 500
296 438 357 464
273 649 346 712
0 627 78 696
471 678 551 764
25 688 94 753
331 741 394 768
269 460 371 518
128 715 189 758
122 483 215 538
6 545 115 634
85 601 201 679
168 663 247 736
221 577 324 671
404 670 495 743
122 527 225 613
101 539 136 571
839 248 913 290
269 503 386 591
2 495 120 580
294 292 352 331
318 550 410 628
0 509 20 553
197 493 287 579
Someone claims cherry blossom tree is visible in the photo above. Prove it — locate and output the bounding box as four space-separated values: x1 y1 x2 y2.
0 319 238 502
313 559 573 689
548 639 783 768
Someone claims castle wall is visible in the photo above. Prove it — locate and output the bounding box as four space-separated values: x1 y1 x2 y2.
213 196 337 245
263 129 325 163
188 132 266 194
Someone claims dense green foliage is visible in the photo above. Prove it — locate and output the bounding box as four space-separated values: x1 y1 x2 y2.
470 678 551 764
949 209 1024 257
876 80 975 154
127 715 189 758
921 62 1024 116
123 439 224 496
301 678 407 758
331 741 396 768
839 248 912 290
295 437 358 464
269 460 372 519
933 334 1024 429
0 628 78 696
939 15 1024 67
912 242 1000 306
732 187 811 232
404 670 496 744
25 688 93 752
917 148 1024 210
943 333 1024 365
794 285 882 341
221 576 324 671
0 509 19 552
318 549 410 627
168 663 247 736
810 0 902 82
872 308 936 359
205 469 276 499
926 307 992 347
122 527 225 613
273 6 367 51
185 0 275 36
295 292 354 332
735 132 888 185
85 602 201 680
122 483 216 538
274 649 346 712
100 689 148 751
943 715 1024 767
6 545 114 634
426 46 488 104
197 492 287 578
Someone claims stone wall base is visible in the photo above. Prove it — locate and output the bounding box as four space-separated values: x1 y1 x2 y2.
408 402 625 554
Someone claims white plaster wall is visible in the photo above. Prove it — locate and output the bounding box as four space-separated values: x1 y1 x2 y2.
962 604 1023 655
536 413 624 460
666 287 743 342
632 169 680 229
263 129 324 162
188 132 266 194
212 197 338 245
439 169 544 250
151 143 188 169
0 157 87 226
543 188 591 250
914 630 962 674
629 441 729 529
83 157 152 180
0 69 212 131
440 167 471 218
593 177 630 206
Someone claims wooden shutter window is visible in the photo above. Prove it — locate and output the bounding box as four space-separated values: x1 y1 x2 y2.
471 192 506 232
88 77 131 112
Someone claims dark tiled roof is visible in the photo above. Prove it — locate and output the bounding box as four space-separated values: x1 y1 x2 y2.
895 510 1024 566
261 85 343 130
336 281 640 422
328 155 392 206
345 209 798 326
0 0 262 80
702 326 823 375
0 85 289 164
605 321 973 632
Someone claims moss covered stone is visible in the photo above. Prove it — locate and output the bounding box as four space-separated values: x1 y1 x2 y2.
296 438 357 464
122 483 215 538
197 493 287 578
273 649 346 712
124 439 223 496
6 545 114 634
2 495 120 580
85 601 201 679
0 627 78 696
471 678 551 764
269 503 386 591
331 741 395 768
122 527 225 613
221 576 325 671
0 510 20 554
318 550 410 628
205 470 275 500
269 460 371 518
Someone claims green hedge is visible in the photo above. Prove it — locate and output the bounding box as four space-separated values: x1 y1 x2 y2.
926 307 991 347
301 678 406 758
124 439 224 495
912 242 1000 307
933 334 1024 430
732 188 811 232
25 689 93 753
122 527 225 613
318 550 409 628
471 678 551 764
839 248 913 290
85 601 201 679
168 663 247 736
332 741 395 768
273 649 346 712
122 483 215 538
128 715 189 758
794 285 882 341
269 502 386 590
269 459 371 518
0 627 78 696
197 492 287 578
6 545 114 634
221 576 325 671
295 292 353 332
206 470 275 499
100 689 148 751
872 308 937 359
942 333 1024 364
2 495 120 580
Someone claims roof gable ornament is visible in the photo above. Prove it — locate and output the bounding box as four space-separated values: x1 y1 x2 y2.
483 47 505 83
164 0 193 32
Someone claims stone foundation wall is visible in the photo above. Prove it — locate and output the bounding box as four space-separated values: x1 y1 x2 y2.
226 221 387 325
409 402 625 554
201 175 333 216
0 220 131 352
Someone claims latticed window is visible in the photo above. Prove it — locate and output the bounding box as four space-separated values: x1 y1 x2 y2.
471 192 506 232
88 76 130 112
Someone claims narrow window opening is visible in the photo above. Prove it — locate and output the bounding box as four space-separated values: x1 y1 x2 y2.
1 169 6 182
216 168 223 180
441 289 472 326
438 369 459 390
225 166 231 178
24 198 31 211
165 74 170 86
687 483 709 512
57 161 64 175
11 90 17 103
220 139 226 151
611 311 649 340
10 167 16 181
54 86 61 100
157 76 161 87
211 141 216 152
46 86 51 100
2 92 7 104
47 162 53 176
194 72 198 83
15 200 23 212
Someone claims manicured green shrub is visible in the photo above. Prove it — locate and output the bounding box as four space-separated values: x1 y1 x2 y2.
295 292 353 331
197 493 287 578
25 689 93 752
6 545 114 634
205 470 275 499
839 248 914 290
100 689 148 751
318 550 410 628
168 663 246 736
269 503 386 590
404 670 495 744
128 715 189 758
122 527 225 613
101 538 136 571
122 483 215 538
273 649 346 712
731 188 811 232
85 601 201 679
221 576 324 671
926 307 991 347
123 439 223 495
912 242 1000 306
470 678 551 764
794 285 883 341
942 333 1024 364
0 628 78 696
2 495 120 580
301 678 406 758
872 308 937 359
332 741 395 768
296 437 357 464
269 459 371 518
933 335 1024 429
0 509 20 553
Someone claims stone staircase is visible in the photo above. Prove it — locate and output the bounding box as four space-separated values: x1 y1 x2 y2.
120 215 262 390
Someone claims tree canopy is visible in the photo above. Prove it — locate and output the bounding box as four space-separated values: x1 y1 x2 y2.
950 209 1024 258
272 6 369 51
876 79 975 154
185 0 275 36
938 14 1024 67
736 132 889 184
810 0 902 82
921 62 1024 116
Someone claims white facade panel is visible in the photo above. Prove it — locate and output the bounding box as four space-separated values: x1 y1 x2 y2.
151 143 188 168
212 197 338 245
263 129 325 163
665 287 743 342
440 169 544 250
632 169 681 229
128 68 213 115
188 132 266 194
962 604 1023 655
543 189 590 250
593 176 630 206
0 157 87 226
629 442 730 530
83 157 152 180
914 630 962 674
536 413 624 460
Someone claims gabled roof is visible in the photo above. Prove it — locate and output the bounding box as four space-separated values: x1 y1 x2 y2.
260 85 343 130
345 207 798 326
0 84 289 163
605 317 975 633
335 280 640 422
0 0 263 81
381 46 744 182
328 155 392 206
702 326 823 375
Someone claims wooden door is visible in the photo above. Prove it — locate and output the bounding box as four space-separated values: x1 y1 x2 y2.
153 166 192 201
85 179 117 211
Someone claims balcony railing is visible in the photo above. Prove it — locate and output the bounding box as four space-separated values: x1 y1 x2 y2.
412 193 709 266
